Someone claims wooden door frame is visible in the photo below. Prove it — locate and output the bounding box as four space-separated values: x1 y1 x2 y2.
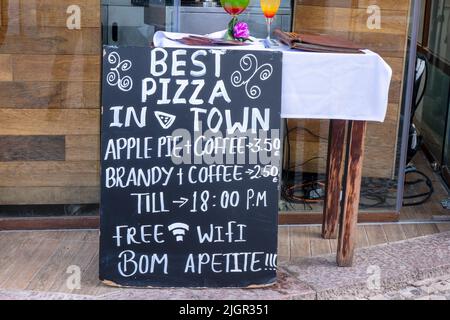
0 211 400 230
0 216 100 230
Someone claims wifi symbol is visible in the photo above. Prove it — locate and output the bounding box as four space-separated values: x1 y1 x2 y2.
168 223 190 242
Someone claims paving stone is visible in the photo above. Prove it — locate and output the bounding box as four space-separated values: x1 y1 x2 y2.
283 244 418 299
398 287 423 299
0 290 93 300
412 274 450 287
415 295 447 300
363 274 450 300
368 294 388 300
96 269 316 300
380 232 450 278
420 281 450 294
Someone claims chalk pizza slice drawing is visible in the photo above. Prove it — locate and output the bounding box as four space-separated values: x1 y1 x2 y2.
154 111 176 129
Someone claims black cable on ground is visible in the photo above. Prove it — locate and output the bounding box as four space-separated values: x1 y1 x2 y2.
402 169 434 207
281 123 434 209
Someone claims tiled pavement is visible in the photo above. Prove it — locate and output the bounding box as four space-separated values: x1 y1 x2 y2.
366 274 450 300
0 230 449 300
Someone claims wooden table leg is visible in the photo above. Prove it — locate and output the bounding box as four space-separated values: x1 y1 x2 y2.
322 119 347 239
337 120 367 267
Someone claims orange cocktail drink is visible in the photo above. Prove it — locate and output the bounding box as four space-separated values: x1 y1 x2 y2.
261 0 280 18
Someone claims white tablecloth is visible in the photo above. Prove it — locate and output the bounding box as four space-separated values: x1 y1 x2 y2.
153 31 392 122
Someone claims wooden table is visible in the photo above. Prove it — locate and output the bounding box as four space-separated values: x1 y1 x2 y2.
321 120 367 267
153 33 390 268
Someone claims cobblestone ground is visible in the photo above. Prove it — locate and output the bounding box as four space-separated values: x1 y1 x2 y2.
342 274 450 300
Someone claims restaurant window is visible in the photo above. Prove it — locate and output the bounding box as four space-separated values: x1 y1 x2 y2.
0 0 421 225
414 0 450 187
280 0 418 221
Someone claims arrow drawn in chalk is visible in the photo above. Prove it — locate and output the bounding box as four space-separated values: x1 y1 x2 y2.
173 197 189 208
245 169 255 175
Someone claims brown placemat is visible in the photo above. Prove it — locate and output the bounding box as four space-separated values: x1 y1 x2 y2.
167 35 250 46
274 29 363 54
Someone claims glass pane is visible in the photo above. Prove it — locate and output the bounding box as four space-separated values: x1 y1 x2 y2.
428 0 450 62
176 0 291 38
422 0 450 169
415 0 450 165
281 0 416 215
445 90 450 166
101 0 292 46
102 0 177 46
415 64 450 161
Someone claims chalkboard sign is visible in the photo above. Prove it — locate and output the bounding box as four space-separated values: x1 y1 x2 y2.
100 46 282 288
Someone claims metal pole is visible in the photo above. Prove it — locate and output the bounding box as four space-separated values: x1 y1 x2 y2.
173 0 181 32
396 0 422 212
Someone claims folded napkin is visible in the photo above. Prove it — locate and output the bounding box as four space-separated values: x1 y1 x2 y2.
274 29 364 54
170 35 250 46
153 30 262 49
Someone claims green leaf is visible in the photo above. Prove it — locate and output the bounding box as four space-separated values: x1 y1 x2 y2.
225 16 239 40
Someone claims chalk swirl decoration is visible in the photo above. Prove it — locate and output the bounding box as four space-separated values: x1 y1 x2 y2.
231 54 273 100
106 52 133 92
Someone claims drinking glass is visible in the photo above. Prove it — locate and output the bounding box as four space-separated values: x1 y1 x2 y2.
220 0 250 40
260 0 281 41
220 0 250 18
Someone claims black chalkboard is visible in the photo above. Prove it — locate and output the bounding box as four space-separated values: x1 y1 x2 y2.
100 46 282 288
